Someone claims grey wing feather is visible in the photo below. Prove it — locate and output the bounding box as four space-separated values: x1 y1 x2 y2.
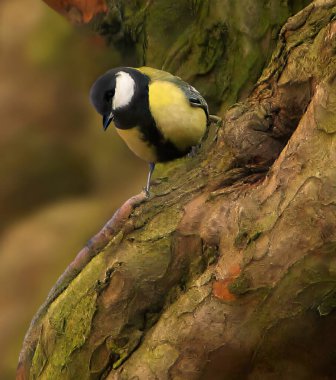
166 77 209 120
182 83 209 118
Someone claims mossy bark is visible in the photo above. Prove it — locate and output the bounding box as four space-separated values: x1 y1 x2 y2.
18 1 336 379
44 0 311 111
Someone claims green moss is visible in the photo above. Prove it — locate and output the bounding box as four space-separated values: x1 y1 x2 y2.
153 159 186 182
123 236 173 281
31 340 47 379
236 212 278 249
228 273 251 295
95 0 314 112
50 294 96 362
30 253 106 379
106 329 143 369
318 290 336 316
136 206 183 241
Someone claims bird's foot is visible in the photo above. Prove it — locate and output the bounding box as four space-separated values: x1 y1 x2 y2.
142 187 151 198
209 114 222 123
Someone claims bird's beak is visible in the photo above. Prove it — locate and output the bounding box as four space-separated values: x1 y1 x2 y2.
103 112 114 131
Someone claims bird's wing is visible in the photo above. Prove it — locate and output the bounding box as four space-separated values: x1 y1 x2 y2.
137 67 209 118
174 80 209 119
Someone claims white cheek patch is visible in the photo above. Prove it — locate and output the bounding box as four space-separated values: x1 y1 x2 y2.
113 71 136 110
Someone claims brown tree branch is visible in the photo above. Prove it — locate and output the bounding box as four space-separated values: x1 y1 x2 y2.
18 1 336 379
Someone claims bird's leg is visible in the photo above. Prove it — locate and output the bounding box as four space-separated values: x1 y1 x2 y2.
188 145 200 158
144 162 155 197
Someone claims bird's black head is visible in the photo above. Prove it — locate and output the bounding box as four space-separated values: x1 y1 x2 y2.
89 67 148 131
89 68 118 130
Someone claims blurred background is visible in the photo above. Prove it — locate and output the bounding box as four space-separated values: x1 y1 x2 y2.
0 0 146 377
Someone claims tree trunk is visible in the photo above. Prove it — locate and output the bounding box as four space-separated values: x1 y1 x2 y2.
42 0 311 111
17 1 336 379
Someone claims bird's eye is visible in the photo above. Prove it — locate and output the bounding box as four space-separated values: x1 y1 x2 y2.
105 90 115 101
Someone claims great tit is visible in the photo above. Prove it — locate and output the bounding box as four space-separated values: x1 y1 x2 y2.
89 67 209 195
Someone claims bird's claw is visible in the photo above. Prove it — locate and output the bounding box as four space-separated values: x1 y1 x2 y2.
143 187 151 198
209 114 222 123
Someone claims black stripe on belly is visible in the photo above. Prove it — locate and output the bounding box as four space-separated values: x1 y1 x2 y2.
114 113 187 162
138 120 188 162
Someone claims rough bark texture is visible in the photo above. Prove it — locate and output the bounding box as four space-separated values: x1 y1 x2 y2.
18 1 336 379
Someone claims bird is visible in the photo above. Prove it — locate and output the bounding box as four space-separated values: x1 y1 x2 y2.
89 66 209 195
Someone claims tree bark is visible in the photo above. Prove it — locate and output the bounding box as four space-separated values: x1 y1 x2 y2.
18 1 336 379
42 0 311 111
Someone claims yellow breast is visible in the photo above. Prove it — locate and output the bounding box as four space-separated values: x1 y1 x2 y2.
115 126 158 162
148 81 207 151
